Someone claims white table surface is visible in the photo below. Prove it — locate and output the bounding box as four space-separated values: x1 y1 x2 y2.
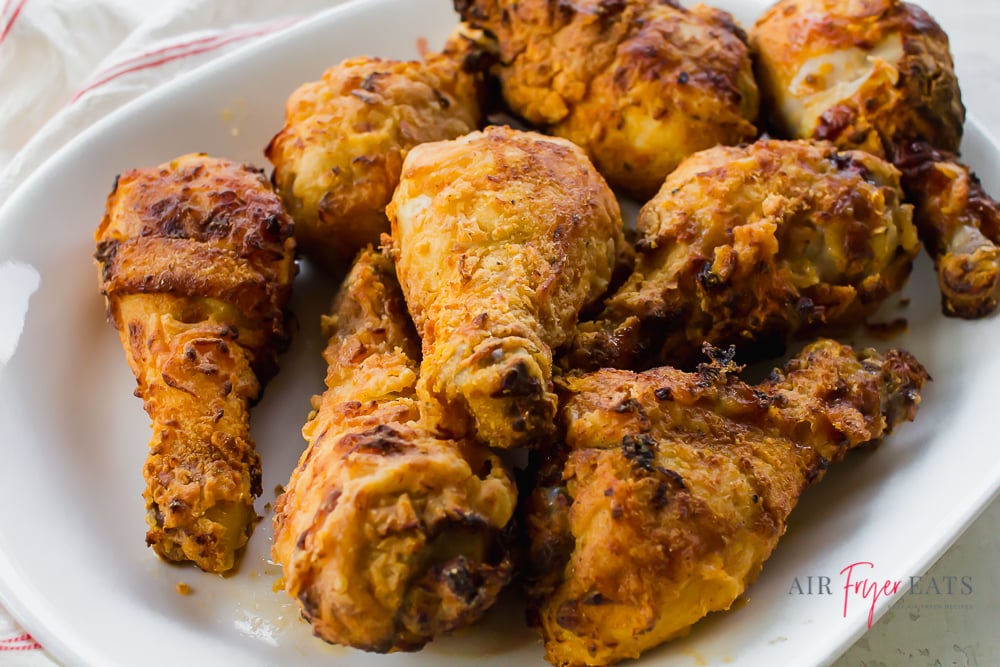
833 1 1000 665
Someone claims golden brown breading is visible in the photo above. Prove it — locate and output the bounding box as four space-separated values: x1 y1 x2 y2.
456 0 759 199
750 0 962 154
265 38 483 272
272 248 517 653
94 153 296 573
892 140 1000 317
750 0 1000 318
570 139 918 371
385 125 626 449
526 339 928 667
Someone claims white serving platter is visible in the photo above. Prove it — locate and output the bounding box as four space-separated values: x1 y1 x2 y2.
0 0 997 665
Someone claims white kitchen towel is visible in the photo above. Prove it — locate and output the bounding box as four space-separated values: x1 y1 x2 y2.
0 0 344 662
0 0 347 202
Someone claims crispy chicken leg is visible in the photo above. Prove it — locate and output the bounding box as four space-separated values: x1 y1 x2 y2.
526 339 928 666
570 139 919 371
892 140 1000 317
272 248 517 652
385 125 626 449
455 0 759 199
94 153 296 573
266 32 485 272
750 0 1000 317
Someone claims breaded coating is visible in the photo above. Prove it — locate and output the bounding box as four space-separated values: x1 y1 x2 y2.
272 248 517 652
385 125 626 449
570 139 918 371
893 140 1000 317
750 0 962 154
456 0 759 199
526 339 928 666
94 153 296 573
750 0 1000 317
266 37 483 272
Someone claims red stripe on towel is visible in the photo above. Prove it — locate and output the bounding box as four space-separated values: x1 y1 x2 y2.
92 32 241 79
0 634 31 644
0 0 28 46
0 633 41 650
71 16 301 102
0 643 42 651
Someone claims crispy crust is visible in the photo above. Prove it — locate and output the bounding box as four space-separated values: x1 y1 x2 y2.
570 139 918 371
266 48 482 272
272 248 517 652
893 140 1000 317
749 0 1000 318
750 0 963 154
94 153 296 573
386 125 626 448
458 0 759 199
527 339 928 666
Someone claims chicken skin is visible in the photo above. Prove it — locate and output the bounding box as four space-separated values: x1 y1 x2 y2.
455 0 759 199
750 0 961 154
385 125 626 449
892 137 1000 318
526 339 928 666
570 139 919 371
750 0 1000 317
94 153 296 573
272 248 517 652
266 35 483 272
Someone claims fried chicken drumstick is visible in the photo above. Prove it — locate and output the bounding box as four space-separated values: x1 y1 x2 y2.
266 33 484 272
455 0 759 199
527 339 928 666
385 125 626 449
570 138 919 371
272 248 517 652
94 153 296 573
750 0 1000 317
